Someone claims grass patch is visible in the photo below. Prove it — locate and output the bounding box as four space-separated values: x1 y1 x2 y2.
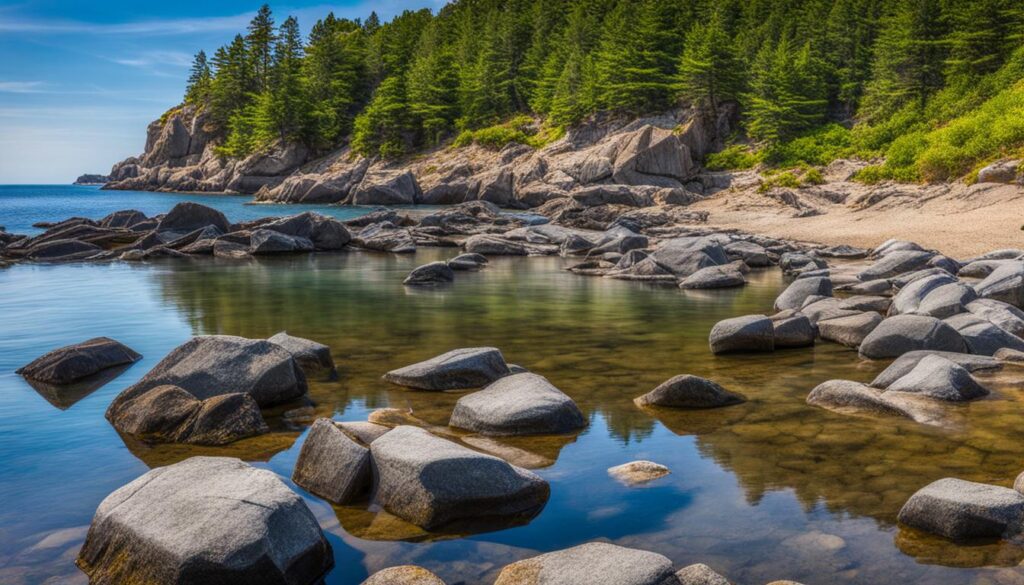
705 145 763 170
453 115 563 150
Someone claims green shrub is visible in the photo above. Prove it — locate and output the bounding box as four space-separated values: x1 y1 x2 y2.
451 115 561 150
705 145 763 170
764 123 853 167
757 170 802 192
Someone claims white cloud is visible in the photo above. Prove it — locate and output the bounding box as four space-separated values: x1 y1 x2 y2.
0 81 45 93
0 13 252 36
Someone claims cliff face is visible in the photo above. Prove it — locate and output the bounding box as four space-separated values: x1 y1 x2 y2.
104 103 737 209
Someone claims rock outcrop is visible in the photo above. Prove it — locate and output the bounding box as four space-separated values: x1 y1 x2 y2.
17 337 141 385
383 347 511 390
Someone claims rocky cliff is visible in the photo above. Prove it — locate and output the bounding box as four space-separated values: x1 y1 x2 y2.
104 103 738 209
74 174 110 185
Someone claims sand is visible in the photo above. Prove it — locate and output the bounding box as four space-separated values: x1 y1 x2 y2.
692 180 1024 258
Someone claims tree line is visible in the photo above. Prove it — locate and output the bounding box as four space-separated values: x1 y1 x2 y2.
183 0 1024 166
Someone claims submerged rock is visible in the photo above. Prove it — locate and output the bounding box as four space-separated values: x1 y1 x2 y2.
17 337 141 385
383 347 510 390
404 261 455 286
898 478 1024 541
361 566 446 585
709 315 774 354
292 418 371 504
634 375 744 409
77 457 333 585
268 331 336 377
674 564 731 585
806 379 943 425
607 461 671 486
493 542 676 585
449 372 586 436
885 354 989 402
370 426 549 530
871 350 1001 388
108 384 268 445
447 252 488 271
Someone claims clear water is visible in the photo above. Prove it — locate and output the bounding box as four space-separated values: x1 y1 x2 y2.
0 185 384 235
2 186 1024 585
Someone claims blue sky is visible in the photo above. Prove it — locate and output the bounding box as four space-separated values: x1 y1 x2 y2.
0 1 439 184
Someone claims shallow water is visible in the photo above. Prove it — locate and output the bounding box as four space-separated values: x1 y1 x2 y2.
3 189 1024 584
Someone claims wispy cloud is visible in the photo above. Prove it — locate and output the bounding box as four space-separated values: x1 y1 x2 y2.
0 13 252 36
111 50 193 71
0 81 45 94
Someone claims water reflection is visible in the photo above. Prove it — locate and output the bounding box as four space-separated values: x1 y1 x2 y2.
7 250 1024 583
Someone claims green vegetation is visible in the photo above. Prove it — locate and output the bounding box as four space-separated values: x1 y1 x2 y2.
180 1 1024 179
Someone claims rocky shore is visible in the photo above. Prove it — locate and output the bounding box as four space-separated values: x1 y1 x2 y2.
11 184 1024 582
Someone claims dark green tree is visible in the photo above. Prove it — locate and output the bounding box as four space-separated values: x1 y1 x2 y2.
184 50 213 105
676 9 745 116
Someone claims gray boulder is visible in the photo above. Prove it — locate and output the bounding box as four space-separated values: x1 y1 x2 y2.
263 213 351 250
156 202 231 234
885 355 989 401
974 262 1024 307
818 312 883 348
915 282 978 319
17 337 141 384
77 457 333 584
404 261 455 286
858 315 967 359
679 265 746 289
268 332 336 377
774 277 832 312
944 313 1024 356
249 229 314 254
336 421 391 445
354 222 416 254
107 336 307 416
871 350 1002 389
292 418 371 504
449 372 586 436
107 384 268 445
723 240 770 267
898 478 1024 540
889 273 957 315
709 315 774 354
858 250 935 281
493 542 676 585
771 312 816 348
651 237 728 277
800 297 861 326
351 169 420 205
634 375 744 409
966 298 1024 337
26 238 103 261
370 426 549 529
383 347 510 390
976 159 1021 184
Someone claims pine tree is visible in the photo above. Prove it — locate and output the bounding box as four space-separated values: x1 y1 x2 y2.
945 0 1011 84
304 15 368 148
676 9 745 116
860 0 947 121
745 38 827 142
352 75 410 158
406 21 460 144
209 34 254 127
184 50 212 105
247 4 277 92
549 47 597 124
259 16 307 142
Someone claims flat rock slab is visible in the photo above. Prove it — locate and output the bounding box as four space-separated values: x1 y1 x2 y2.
679 265 745 289
292 418 371 504
634 375 744 409
383 347 511 390
17 337 141 385
806 380 944 425
898 478 1024 540
709 315 774 354
449 372 586 436
818 312 883 348
370 426 549 530
493 542 676 585
77 456 333 585
361 566 446 585
872 350 1001 388
607 461 670 486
